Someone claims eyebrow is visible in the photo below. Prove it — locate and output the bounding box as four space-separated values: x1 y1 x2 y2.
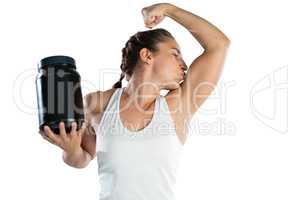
171 48 181 55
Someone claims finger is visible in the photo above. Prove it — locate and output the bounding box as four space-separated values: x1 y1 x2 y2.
154 16 163 24
145 18 157 28
147 16 163 28
144 15 156 23
41 134 55 145
44 126 62 146
145 23 154 29
145 20 154 26
39 129 45 137
40 130 55 144
144 20 154 28
59 122 67 140
70 121 77 135
78 122 87 137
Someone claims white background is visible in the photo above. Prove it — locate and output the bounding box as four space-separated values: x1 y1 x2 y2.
0 0 298 199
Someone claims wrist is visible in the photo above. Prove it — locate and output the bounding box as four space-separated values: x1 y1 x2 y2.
63 147 83 160
162 3 177 17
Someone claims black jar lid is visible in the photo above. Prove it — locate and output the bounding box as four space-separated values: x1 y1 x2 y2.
39 55 76 70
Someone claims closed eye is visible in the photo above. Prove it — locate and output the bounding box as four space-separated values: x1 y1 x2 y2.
172 53 179 58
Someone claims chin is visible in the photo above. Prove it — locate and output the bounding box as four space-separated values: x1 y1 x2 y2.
164 82 181 91
161 78 183 90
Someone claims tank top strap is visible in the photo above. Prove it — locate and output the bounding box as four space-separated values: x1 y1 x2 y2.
158 95 176 128
95 88 121 153
116 87 160 136
104 88 121 113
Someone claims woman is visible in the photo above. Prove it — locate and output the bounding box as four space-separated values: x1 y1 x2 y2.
42 3 230 200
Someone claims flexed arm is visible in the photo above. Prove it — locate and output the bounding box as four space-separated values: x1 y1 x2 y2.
142 3 231 122
142 3 230 49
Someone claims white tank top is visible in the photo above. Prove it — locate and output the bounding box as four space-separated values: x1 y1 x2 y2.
95 87 184 200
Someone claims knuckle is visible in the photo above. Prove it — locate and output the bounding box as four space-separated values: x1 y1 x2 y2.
55 140 62 147
70 131 77 137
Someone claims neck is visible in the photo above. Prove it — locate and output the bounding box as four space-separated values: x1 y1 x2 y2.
123 75 160 109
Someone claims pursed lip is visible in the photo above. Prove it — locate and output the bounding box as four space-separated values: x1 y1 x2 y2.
179 71 185 80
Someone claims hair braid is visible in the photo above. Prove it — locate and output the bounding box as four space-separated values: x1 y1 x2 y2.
112 28 174 89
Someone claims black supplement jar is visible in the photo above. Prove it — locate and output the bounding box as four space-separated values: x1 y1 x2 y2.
36 55 85 135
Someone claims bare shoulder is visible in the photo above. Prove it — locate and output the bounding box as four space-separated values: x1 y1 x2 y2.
84 88 119 131
80 88 118 160
84 88 118 115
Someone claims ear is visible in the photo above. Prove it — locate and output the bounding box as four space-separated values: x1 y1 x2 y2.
139 48 153 65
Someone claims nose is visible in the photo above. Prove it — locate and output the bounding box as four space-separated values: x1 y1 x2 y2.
180 60 188 71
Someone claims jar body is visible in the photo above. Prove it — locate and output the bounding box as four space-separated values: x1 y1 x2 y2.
36 56 84 135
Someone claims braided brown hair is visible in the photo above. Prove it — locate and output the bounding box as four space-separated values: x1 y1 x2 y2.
112 28 174 88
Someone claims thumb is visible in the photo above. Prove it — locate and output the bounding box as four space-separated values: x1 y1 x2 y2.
141 7 149 16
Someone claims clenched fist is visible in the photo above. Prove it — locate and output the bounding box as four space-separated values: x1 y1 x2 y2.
141 3 173 29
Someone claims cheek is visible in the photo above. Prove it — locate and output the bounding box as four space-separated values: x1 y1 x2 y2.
153 57 177 79
159 58 176 71
153 59 167 73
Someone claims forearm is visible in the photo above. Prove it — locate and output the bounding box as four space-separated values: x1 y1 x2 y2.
62 147 92 169
164 4 230 50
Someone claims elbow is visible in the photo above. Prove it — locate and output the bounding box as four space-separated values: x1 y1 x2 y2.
64 160 90 169
209 38 231 51
223 37 231 47
205 37 230 51
218 37 231 48
73 163 90 169
62 151 93 169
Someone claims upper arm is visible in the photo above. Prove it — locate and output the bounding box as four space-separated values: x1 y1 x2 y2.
179 42 230 121
80 89 116 161
80 92 104 161
81 123 96 161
